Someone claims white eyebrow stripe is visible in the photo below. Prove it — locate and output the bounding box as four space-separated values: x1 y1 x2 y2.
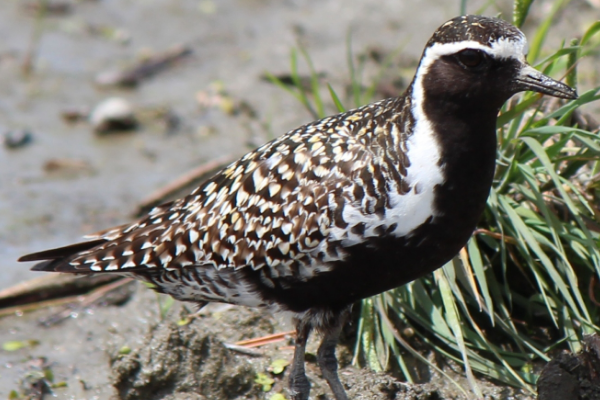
428 37 528 62
420 36 528 72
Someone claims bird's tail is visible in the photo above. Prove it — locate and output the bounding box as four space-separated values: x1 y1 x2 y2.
18 239 107 272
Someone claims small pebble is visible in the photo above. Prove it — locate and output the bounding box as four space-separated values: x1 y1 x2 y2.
22 0 72 16
60 106 90 123
2 130 33 149
89 97 138 134
43 158 92 173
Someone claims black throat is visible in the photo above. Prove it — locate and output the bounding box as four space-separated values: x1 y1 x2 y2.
419 63 501 222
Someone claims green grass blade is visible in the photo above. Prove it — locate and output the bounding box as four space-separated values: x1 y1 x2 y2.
346 31 362 108
581 21 600 46
499 195 583 323
566 38 579 89
513 0 534 27
467 237 494 322
376 305 469 397
459 0 467 16
437 266 483 398
299 47 325 118
360 298 383 371
290 48 318 119
263 71 306 105
327 83 346 113
527 0 570 62
497 95 540 127
532 46 580 69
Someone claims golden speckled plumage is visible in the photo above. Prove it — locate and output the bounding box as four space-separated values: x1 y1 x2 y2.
51 96 414 288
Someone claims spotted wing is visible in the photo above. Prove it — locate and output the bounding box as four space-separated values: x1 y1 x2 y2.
21 98 410 277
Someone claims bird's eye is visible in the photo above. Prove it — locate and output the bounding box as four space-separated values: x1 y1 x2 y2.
456 49 485 69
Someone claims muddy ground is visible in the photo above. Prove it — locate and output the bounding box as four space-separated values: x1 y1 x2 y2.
0 281 536 399
1 0 599 399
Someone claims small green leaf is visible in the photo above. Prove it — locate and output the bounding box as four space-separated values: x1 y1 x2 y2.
8 390 20 399
254 373 275 391
24 370 45 381
3 341 25 352
269 359 290 375
2 340 39 352
44 367 54 382
521 363 533 375
158 294 175 320
269 394 287 400
51 381 68 388
118 346 132 355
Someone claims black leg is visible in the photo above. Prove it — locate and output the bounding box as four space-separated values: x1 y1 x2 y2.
289 319 312 400
317 308 350 400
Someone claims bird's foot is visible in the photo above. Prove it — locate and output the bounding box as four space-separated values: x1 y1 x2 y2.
288 370 311 400
317 335 348 400
316 307 350 400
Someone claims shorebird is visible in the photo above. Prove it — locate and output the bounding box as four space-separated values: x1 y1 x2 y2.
20 15 577 400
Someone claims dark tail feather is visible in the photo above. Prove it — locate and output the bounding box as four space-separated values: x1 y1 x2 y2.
30 260 58 271
19 239 107 272
19 240 106 262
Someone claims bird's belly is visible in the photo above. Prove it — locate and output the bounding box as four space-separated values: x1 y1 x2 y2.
241 213 474 314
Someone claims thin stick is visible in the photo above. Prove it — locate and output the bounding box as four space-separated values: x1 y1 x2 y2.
39 278 133 326
473 228 518 244
234 330 296 348
223 343 266 356
0 274 121 309
0 278 132 319
22 0 47 75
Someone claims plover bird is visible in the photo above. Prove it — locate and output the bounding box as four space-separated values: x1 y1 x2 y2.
20 15 576 400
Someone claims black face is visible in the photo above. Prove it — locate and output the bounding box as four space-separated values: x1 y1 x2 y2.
421 48 523 112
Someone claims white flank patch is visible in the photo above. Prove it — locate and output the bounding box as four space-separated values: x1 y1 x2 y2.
328 113 445 247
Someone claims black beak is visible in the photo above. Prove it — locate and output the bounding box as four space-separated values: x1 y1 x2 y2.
514 64 578 100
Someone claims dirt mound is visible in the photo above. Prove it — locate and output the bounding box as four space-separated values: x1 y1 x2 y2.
537 334 600 400
108 304 533 400
111 322 259 400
